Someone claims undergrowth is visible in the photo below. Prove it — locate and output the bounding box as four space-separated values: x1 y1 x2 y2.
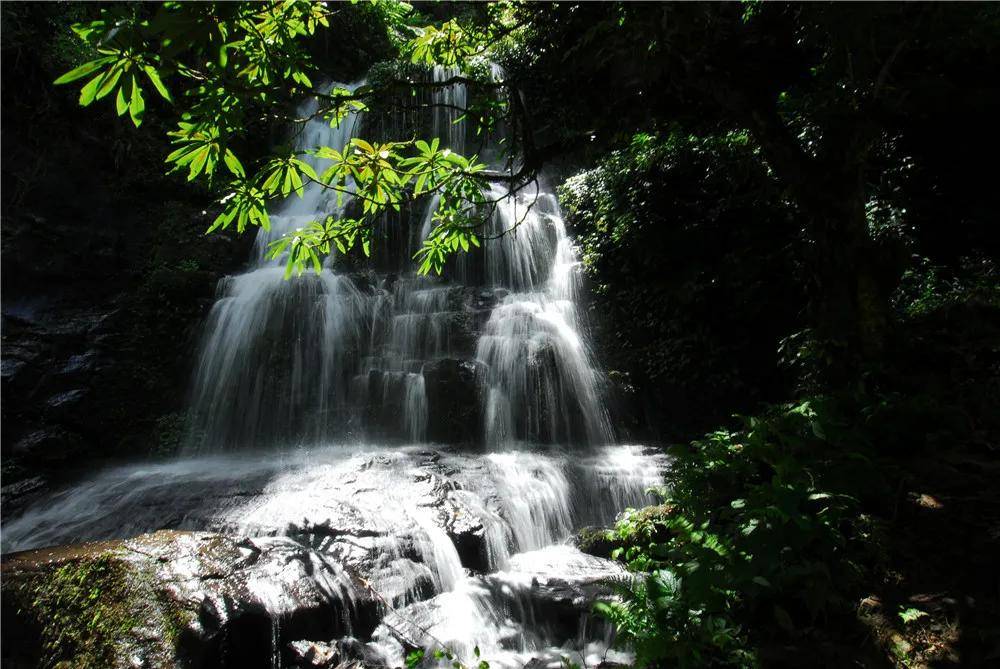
595 397 892 667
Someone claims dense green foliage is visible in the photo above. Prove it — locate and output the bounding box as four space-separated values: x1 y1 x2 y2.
512 1 1000 366
53 1 529 277
560 132 801 436
538 3 1000 666
595 398 886 667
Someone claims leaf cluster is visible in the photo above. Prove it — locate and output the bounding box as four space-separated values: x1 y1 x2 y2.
595 397 888 666
54 1 513 279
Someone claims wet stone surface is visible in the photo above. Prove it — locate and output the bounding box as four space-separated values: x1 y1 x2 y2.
1 446 665 668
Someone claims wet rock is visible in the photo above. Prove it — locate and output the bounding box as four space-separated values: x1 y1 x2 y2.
41 388 97 432
337 636 388 666
441 490 490 573
1 530 376 669
486 546 629 618
45 388 89 410
1 356 28 381
373 546 625 660
476 289 498 309
572 526 617 559
59 350 101 375
11 427 86 464
423 358 484 443
0 476 48 520
288 639 338 667
523 659 549 669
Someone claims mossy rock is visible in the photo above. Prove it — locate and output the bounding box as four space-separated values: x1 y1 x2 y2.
573 526 618 559
1 539 186 668
574 504 679 561
1 531 376 669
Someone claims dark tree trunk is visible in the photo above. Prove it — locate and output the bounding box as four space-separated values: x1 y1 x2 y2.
812 182 891 364
742 102 892 372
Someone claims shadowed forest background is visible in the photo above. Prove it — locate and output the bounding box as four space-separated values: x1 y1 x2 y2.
1 2 999 668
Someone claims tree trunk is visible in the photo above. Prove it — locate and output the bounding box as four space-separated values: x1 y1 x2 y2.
740 103 891 369
811 177 891 368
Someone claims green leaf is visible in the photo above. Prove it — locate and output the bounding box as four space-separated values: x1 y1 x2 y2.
54 57 113 85
296 160 319 183
899 607 928 624
78 73 105 107
207 210 231 234
290 167 303 195
351 138 375 153
95 65 123 101
115 85 129 116
143 65 172 102
223 149 245 177
129 76 145 127
262 167 283 194
188 146 210 180
406 650 425 669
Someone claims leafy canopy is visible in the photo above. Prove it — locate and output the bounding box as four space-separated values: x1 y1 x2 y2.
55 1 521 277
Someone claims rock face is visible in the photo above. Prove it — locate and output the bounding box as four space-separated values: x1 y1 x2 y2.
287 640 337 668
1 3 252 497
0 447 667 668
423 358 485 443
0 209 248 500
0 531 377 669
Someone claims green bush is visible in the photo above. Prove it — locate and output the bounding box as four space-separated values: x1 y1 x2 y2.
596 398 889 667
559 130 802 436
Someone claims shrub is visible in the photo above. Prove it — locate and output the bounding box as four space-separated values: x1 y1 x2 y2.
596 398 889 667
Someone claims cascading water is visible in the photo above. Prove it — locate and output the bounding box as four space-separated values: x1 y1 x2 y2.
477 184 614 448
2 68 666 668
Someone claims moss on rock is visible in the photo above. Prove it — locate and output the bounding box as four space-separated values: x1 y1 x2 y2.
2 531 379 669
2 542 176 668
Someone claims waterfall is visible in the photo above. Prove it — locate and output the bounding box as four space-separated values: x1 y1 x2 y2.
186 66 611 453
431 65 467 156
5 65 667 669
187 83 370 450
477 185 613 447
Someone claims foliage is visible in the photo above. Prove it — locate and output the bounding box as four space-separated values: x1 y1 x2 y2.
151 411 191 456
898 608 928 625
405 644 491 669
595 397 889 666
892 255 1000 320
560 130 802 434
513 1 1000 361
53 1 521 277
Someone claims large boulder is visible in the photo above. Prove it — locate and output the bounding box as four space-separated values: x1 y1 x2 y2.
1 530 377 669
